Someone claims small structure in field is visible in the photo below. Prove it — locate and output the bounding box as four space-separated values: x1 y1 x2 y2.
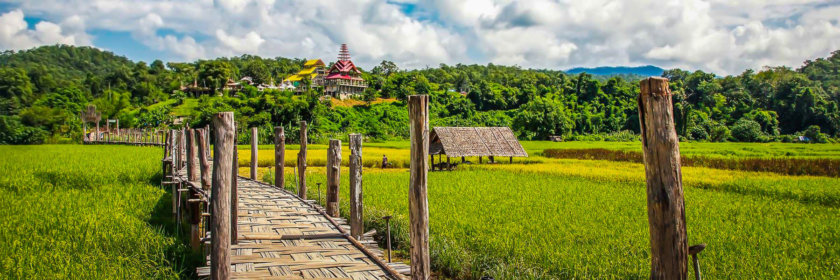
429 127 528 170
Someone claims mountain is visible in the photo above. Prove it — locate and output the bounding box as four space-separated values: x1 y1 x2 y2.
0 45 135 83
565 65 664 77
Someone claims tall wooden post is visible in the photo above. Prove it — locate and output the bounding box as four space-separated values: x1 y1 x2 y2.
95 120 100 142
106 121 110 142
170 129 178 215
231 127 239 245
274 126 285 189
298 121 308 199
349 133 363 239
186 129 201 251
326 139 341 217
181 128 187 168
210 112 234 280
205 124 211 157
250 127 258 180
408 95 430 279
638 77 688 280
198 129 211 190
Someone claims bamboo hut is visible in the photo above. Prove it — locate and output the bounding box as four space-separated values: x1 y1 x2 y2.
429 127 528 170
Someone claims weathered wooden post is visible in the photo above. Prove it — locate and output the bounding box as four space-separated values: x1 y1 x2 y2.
250 127 258 180
95 120 100 142
274 126 285 189
638 77 688 280
326 139 341 217
198 129 212 190
205 124 211 157
231 127 239 245
408 95 431 279
186 129 201 251
210 112 234 280
169 129 177 215
106 121 110 142
298 121 308 199
349 133 363 239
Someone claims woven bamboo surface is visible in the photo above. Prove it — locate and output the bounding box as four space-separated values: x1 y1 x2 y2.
197 178 407 280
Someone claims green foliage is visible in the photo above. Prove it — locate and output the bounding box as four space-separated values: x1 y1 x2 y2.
0 145 200 279
731 118 766 142
1 45 839 144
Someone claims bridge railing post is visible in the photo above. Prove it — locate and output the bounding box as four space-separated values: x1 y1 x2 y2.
210 112 234 280
326 139 341 217
638 77 689 280
408 95 430 279
251 127 258 180
186 129 201 252
349 133 363 239
274 126 285 190
298 121 308 199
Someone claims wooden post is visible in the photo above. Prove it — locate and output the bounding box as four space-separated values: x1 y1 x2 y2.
95 120 99 142
231 128 239 245
106 121 110 142
408 95 430 279
326 139 341 217
198 129 211 190
210 112 234 280
205 124 211 158
250 127 258 180
298 121 308 199
274 126 285 189
170 129 178 215
638 77 688 280
349 134 363 239
186 129 201 252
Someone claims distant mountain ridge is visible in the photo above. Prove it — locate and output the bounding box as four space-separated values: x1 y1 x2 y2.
565 65 664 77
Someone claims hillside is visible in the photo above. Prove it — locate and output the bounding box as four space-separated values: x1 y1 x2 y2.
0 45 135 84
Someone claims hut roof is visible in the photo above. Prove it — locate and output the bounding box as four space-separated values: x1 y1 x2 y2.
430 127 528 157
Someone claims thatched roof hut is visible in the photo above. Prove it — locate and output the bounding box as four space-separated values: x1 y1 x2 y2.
429 127 528 158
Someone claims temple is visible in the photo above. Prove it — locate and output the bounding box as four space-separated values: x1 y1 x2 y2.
282 59 327 91
324 44 367 99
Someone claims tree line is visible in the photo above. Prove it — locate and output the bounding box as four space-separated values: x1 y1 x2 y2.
1 45 838 144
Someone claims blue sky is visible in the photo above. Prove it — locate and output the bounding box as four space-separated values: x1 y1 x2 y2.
1 0 840 75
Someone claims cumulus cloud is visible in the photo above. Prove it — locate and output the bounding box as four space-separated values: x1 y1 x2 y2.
3 0 840 74
0 9 90 51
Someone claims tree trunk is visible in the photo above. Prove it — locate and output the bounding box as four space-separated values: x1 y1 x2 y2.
408 95 430 280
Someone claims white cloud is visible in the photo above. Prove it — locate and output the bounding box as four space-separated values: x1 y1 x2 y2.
3 0 840 74
0 9 90 51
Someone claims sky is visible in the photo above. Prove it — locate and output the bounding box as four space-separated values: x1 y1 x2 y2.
1 0 840 75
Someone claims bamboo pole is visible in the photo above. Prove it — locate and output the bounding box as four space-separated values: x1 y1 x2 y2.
349 133 363 239
638 77 689 280
210 112 234 280
298 121 308 199
326 139 341 217
274 126 285 189
408 95 430 280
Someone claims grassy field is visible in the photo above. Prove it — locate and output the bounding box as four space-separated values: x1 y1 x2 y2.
248 141 840 279
0 145 197 279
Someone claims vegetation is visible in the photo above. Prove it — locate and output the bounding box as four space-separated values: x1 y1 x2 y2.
2 45 840 144
0 145 198 279
252 147 840 279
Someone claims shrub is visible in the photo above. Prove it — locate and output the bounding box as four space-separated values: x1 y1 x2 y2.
803 125 829 143
709 124 730 142
688 126 709 141
730 118 765 142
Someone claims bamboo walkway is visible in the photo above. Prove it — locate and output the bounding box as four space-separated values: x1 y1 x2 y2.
195 176 409 280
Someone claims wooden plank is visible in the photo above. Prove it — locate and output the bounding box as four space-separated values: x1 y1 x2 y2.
407 95 430 280
638 77 688 280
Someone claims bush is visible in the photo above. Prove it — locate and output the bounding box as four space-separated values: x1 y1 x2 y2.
803 125 829 143
688 126 709 141
709 124 730 142
730 118 765 142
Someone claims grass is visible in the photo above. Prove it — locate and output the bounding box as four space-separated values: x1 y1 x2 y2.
250 141 840 279
0 145 198 279
524 141 840 159
171 98 199 117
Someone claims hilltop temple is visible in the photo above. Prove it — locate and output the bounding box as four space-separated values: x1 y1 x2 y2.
281 59 326 91
324 44 367 99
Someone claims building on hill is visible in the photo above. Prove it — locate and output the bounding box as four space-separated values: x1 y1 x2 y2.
324 44 367 99
282 59 326 91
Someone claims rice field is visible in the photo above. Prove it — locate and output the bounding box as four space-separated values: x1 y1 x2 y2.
0 145 197 279
249 141 840 279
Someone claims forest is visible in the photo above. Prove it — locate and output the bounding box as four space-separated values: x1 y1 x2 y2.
1 44 838 144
